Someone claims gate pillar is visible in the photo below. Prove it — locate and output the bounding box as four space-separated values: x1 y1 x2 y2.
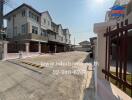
2 41 8 60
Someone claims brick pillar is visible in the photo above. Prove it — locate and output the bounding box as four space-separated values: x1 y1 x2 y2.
25 43 29 55
38 42 41 54
3 41 8 60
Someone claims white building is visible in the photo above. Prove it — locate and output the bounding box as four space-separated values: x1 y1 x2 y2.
4 3 71 53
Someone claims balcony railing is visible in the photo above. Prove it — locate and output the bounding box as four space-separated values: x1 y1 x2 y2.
48 34 56 42
47 29 71 44
13 33 48 42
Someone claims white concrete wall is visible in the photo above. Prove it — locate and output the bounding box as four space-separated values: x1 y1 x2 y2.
97 33 106 79
97 79 132 100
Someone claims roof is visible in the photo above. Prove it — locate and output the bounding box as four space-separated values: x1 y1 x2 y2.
79 41 90 45
63 29 70 35
51 22 58 27
58 24 63 29
90 37 97 45
4 3 41 18
41 11 52 21
90 37 97 41
63 29 66 33
63 29 68 33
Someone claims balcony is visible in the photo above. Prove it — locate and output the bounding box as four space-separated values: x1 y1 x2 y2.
12 33 48 42
48 34 56 42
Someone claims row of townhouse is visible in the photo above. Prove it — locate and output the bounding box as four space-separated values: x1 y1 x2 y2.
4 3 71 53
94 0 132 99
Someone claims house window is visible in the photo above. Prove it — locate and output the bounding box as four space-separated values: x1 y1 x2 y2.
29 11 39 22
48 21 50 26
32 26 38 34
29 11 32 18
66 39 68 42
55 34 56 39
8 17 11 21
44 19 46 24
29 11 33 18
22 10 26 17
37 16 39 22
21 24 27 33
14 27 17 36
41 29 47 36
61 37 63 41
13 14 16 17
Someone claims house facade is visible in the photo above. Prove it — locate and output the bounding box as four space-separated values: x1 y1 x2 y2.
4 3 71 53
73 41 91 52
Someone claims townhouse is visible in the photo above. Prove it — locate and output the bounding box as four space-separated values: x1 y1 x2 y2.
4 3 71 54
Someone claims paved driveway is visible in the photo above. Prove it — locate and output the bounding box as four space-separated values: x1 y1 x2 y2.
0 51 95 100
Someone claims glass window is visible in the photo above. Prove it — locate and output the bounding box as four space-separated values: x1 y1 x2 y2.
61 37 63 41
14 27 17 36
41 29 47 36
44 19 46 24
29 11 32 17
37 16 39 22
8 17 11 21
48 21 50 25
21 24 27 33
32 26 38 34
22 10 26 17
29 11 39 22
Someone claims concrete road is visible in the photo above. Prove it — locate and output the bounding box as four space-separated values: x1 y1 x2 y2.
0 51 95 100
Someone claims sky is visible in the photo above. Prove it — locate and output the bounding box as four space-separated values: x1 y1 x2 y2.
4 0 115 44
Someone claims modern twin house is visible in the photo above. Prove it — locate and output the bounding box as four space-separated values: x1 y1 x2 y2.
4 3 71 53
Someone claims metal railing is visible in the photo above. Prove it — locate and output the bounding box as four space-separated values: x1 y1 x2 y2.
102 19 132 97
13 33 48 41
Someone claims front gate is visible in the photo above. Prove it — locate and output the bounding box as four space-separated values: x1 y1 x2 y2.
102 19 132 97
